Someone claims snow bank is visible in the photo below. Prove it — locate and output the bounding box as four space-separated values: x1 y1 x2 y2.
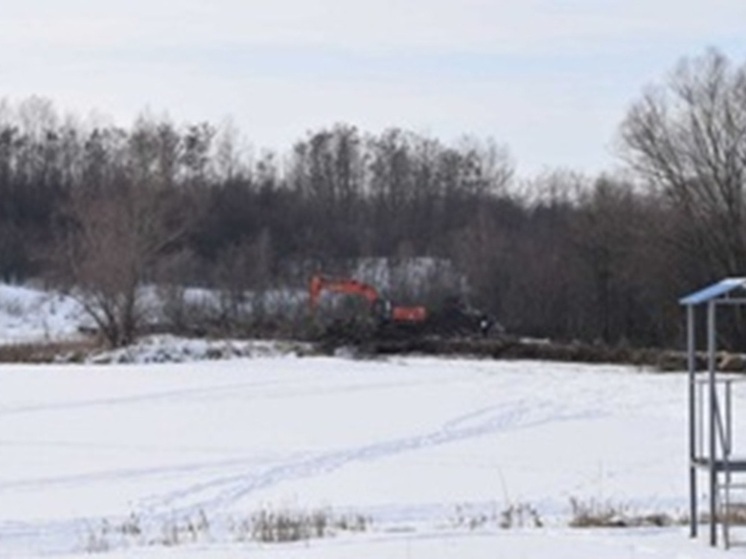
85 335 314 364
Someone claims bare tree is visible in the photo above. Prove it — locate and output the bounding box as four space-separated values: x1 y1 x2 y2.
620 48 746 277
53 122 196 347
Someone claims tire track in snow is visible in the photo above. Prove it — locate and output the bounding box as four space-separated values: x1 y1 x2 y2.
138 397 599 521
0 364 614 556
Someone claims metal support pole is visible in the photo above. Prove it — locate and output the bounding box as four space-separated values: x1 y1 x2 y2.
708 300 717 547
727 380 732 457
688 304 697 538
725 380 732 549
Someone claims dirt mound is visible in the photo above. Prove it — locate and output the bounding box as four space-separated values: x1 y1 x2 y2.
343 335 680 369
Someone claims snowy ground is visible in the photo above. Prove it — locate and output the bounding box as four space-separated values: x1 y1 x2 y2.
0 284 86 345
0 282 732 556
0 354 735 557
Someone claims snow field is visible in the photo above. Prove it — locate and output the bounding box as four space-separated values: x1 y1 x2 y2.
0 355 734 557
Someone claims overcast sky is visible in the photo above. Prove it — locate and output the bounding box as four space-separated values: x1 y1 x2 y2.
1 0 745 176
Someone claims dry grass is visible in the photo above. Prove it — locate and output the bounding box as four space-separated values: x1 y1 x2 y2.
233 507 369 543
569 498 675 528
361 336 678 369
83 507 369 553
450 502 543 531
83 510 211 552
0 338 102 364
696 503 746 526
499 503 543 529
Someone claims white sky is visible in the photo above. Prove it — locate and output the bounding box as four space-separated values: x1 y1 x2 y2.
1 0 745 176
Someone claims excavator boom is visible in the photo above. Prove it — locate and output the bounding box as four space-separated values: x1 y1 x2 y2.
309 274 381 310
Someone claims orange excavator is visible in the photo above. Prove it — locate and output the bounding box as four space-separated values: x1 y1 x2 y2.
309 273 499 341
309 274 427 325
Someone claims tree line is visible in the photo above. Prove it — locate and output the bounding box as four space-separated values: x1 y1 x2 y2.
0 48 744 348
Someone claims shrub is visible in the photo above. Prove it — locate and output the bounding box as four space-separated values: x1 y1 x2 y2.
499 503 543 529
235 507 369 543
568 498 674 528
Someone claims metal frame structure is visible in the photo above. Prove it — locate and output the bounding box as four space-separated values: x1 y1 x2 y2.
681 278 746 548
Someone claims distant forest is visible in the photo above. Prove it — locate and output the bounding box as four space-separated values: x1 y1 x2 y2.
1 48 745 348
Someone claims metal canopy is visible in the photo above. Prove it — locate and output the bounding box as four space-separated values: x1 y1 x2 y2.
682 276 746 549
680 277 746 306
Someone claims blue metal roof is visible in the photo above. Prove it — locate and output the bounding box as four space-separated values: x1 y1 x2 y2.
679 277 746 305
